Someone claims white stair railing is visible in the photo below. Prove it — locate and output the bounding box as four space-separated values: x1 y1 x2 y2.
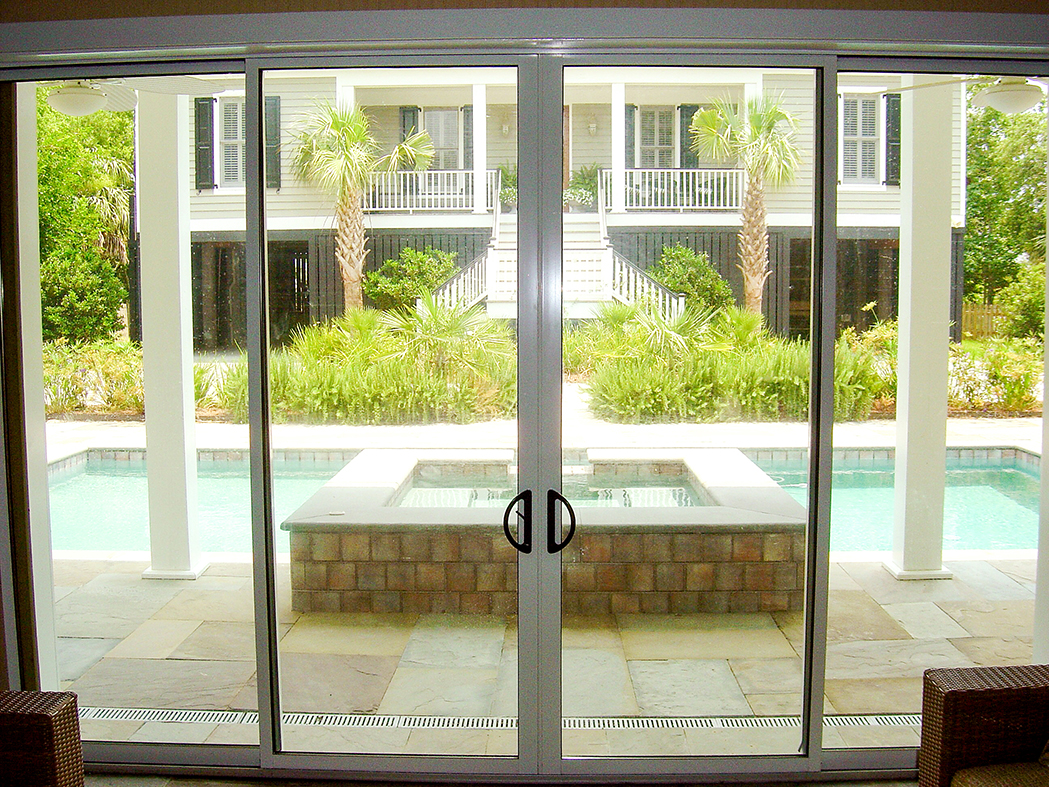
610 251 686 319
431 252 488 309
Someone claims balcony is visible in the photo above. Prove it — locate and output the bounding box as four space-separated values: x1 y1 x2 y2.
364 169 501 213
602 168 746 212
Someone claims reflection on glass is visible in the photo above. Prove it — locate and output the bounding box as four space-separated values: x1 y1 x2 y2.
264 67 520 756
33 74 258 745
825 72 1042 749
560 66 815 758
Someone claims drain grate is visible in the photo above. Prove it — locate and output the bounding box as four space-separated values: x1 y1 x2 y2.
78 708 922 731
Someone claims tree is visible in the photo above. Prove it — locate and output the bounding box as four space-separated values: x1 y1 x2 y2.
648 244 733 311
964 91 1046 304
362 246 458 310
689 94 800 314
292 102 434 311
37 88 134 341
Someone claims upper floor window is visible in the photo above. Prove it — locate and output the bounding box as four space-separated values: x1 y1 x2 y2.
194 96 281 191
639 106 674 168
220 97 247 187
842 95 878 183
840 93 901 187
425 108 460 170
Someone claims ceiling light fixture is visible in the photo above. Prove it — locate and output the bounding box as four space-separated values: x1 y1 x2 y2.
46 82 109 116
972 78 1044 114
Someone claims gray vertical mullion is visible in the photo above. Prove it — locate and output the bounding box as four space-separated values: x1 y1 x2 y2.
515 52 542 777
803 58 837 764
535 53 564 775
245 60 278 767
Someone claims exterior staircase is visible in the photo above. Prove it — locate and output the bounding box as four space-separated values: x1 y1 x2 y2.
432 209 684 320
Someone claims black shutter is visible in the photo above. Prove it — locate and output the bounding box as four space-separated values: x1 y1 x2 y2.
400 106 421 140
679 104 699 169
264 95 281 190
462 105 473 169
885 93 901 187
194 97 215 190
625 104 636 169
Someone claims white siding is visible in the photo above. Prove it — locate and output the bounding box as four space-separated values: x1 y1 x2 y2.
763 71 816 220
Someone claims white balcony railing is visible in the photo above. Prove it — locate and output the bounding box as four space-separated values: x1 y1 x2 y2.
601 168 745 211
364 169 500 212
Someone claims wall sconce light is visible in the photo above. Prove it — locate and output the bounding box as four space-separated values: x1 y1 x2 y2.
587 116 597 136
501 115 511 136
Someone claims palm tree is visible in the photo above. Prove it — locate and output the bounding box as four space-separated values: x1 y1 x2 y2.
689 94 800 314
293 102 434 311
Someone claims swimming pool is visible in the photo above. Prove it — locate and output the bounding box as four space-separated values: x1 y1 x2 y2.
47 454 349 554
48 449 1041 555
761 456 1039 552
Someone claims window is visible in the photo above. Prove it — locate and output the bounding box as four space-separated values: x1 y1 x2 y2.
219 97 246 186
842 95 878 183
639 106 674 168
425 108 460 169
194 96 281 190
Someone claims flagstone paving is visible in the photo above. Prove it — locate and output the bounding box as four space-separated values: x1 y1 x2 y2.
43 412 1043 759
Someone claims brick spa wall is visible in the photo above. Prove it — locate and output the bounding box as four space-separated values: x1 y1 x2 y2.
288 523 805 615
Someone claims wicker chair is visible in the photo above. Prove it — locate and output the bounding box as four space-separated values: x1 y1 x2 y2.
918 664 1049 787
0 691 85 786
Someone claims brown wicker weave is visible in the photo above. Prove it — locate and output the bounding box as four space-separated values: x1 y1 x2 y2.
918 665 1049 787
0 691 85 787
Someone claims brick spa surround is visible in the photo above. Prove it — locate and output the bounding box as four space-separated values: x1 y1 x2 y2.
283 448 808 615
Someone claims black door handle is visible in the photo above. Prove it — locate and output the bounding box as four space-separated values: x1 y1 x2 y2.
502 489 532 554
547 489 577 553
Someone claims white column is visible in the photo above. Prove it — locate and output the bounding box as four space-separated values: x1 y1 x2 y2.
17 82 60 689
137 92 206 580
886 77 953 581
611 83 626 214
472 83 488 214
1034 95 1049 663
336 76 355 111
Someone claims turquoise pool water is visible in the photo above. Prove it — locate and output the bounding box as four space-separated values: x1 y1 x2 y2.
48 455 1041 554
399 476 703 508
47 458 346 554
764 461 1039 552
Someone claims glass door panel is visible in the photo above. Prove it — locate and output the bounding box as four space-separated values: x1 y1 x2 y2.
262 65 520 756
559 65 816 758
26 73 258 746
826 71 1042 750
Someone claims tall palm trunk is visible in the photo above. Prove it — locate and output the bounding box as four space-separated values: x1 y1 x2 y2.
737 172 770 314
336 187 367 311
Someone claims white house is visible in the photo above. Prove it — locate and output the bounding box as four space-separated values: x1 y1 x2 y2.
179 66 965 348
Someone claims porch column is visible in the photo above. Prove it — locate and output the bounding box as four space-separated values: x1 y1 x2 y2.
885 77 953 581
473 83 488 214
336 76 355 110
1035 98 1049 663
611 83 626 213
17 82 60 688
138 92 206 580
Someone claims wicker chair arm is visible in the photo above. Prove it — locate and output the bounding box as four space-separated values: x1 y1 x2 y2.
918 665 1049 787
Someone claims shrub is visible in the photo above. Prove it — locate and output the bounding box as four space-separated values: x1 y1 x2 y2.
40 234 127 343
648 245 734 311
42 340 143 415
362 246 458 310
996 257 1044 338
218 301 517 424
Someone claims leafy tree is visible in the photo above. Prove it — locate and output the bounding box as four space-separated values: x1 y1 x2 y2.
363 246 458 310
689 94 800 314
292 102 434 311
648 244 734 311
37 88 134 341
964 91 1046 304
996 257 1044 338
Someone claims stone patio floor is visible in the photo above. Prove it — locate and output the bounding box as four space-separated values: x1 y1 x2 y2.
43 405 1042 757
